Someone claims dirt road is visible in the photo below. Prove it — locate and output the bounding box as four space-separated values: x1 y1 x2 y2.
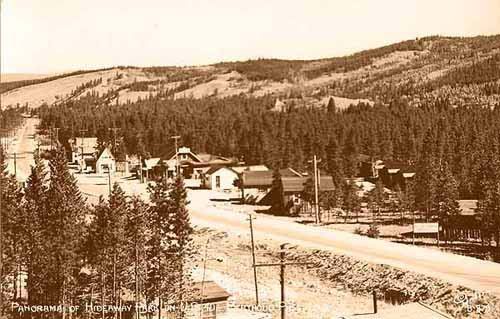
188 190 500 297
6 117 37 181
10 119 500 298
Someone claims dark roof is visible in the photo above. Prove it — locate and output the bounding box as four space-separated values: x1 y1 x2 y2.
189 281 231 303
242 168 302 188
282 176 335 193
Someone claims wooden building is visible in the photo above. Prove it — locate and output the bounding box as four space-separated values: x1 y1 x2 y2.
95 147 116 174
203 166 239 191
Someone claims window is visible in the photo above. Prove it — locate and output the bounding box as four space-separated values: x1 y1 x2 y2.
216 176 221 188
201 303 217 319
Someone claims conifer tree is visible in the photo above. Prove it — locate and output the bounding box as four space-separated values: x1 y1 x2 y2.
368 180 386 223
107 183 129 316
45 147 86 314
145 177 172 316
166 176 194 316
0 147 24 311
270 169 286 215
125 196 149 319
86 197 113 319
326 97 336 113
341 180 361 223
432 162 461 227
20 151 48 306
326 138 344 187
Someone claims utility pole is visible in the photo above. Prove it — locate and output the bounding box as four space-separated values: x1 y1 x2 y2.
170 135 181 176
247 213 259 305
254 244 315 319
108 168 112 196
13 152 17 177
108 127 120 150
308 155 322 224
139 155 143 183
53 127 60 147
199 238 210 319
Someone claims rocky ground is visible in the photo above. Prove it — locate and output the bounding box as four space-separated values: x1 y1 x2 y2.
192 227 394 319
272 247 500 319
191 226 500 319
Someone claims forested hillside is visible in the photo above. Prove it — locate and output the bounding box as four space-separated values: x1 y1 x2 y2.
5 35 500 110
39 90 500 201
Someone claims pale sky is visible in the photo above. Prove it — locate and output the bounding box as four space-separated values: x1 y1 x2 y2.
1 0 500 74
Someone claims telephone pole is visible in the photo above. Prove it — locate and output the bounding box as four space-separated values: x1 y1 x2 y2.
13 153 16 177
308 155 322 224
170 135 181 176
53 127 60 144
247 213 259 305
254 244 315 319
108 127 120 150
108 168 112 196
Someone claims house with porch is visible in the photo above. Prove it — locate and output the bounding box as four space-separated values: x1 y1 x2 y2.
164 146 238 179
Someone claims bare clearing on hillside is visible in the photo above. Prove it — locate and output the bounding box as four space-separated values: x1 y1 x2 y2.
1 69 120 108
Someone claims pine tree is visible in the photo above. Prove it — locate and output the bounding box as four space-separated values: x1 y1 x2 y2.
342 129 359 178
125 196 149 319
166 176 194 316
394 180 416 224
270 169 286 215
341 180 361 223
0 146 24 311
476 158 500 249
368 180 386 223
145 177 172 315
325 138 344 187
45 147 86 314
86 196 113 318
432 161 461 227
20 152 48 306
326 97 336 113
107 183 129 316
414 130 439 219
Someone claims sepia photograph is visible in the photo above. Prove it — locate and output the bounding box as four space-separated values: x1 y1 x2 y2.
1 0 500 318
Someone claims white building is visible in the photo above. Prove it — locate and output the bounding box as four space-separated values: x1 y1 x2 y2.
204 167 239 190
95 147 116 174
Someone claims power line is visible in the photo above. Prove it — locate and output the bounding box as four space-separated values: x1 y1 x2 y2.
247 213 259 305
253 243 316 319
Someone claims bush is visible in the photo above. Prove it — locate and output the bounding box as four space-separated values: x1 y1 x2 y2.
366 223 380 238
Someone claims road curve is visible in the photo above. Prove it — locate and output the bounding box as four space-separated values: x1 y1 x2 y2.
188 190 500 297
11 119 500 297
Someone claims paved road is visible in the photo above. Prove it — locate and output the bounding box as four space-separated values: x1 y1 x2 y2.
10 119 500 297
188 190 500 297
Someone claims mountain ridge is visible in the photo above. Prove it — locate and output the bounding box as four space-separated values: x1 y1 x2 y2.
2 34 500 110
